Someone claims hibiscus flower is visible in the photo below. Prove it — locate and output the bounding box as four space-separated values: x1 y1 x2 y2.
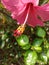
1 0 49 27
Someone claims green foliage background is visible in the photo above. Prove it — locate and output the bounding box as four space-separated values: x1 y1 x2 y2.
0 0 49 65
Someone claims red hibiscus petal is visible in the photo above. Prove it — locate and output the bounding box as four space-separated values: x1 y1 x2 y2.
36 3 49 21
1 0 25 13
27 8 44 27
21 0 39 6
11 7 28 25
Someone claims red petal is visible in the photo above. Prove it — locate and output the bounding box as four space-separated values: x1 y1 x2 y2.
21 0 39 6
27 7 44 27
36 3 49 21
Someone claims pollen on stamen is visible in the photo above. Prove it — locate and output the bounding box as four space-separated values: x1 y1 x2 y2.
13 24 26 36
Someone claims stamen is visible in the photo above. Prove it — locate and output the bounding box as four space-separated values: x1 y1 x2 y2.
23 6 30 26
13 5 30 36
